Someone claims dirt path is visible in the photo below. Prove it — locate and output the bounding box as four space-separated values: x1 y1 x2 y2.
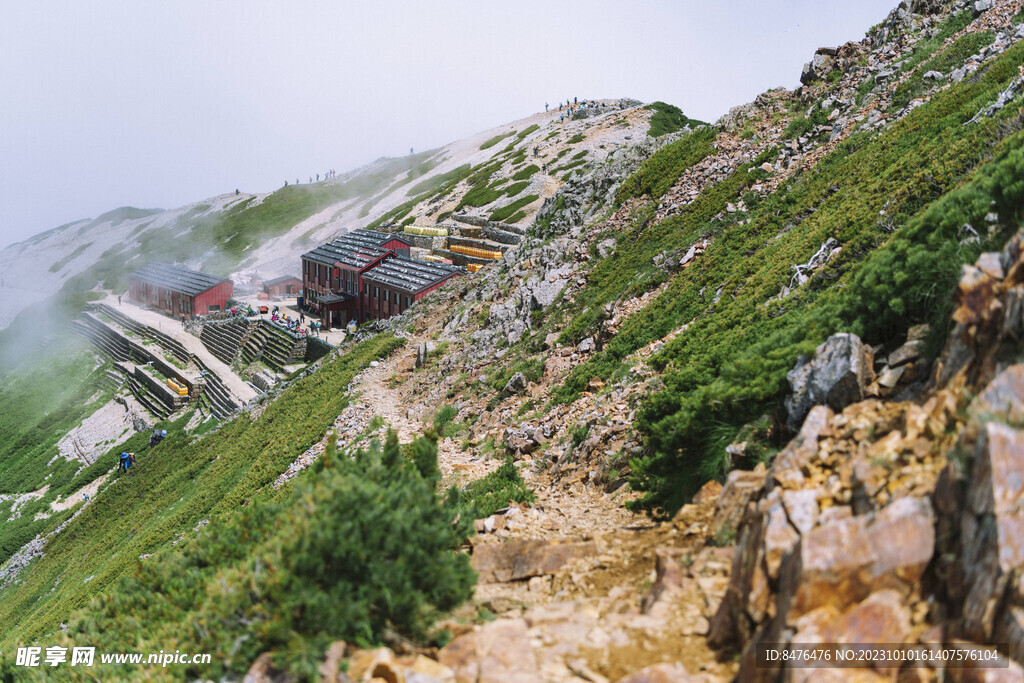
353 344 498 486
50 474 109 512
269 332 733 679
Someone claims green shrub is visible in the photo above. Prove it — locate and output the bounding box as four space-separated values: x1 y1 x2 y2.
570 423 590 448
512 165 540 181
516 124 540 139
616 126 716 203
66 431 474 679
503 181 530 197
480 131 515 150
433 404 458 435
458 456 534 518
644 101 707 137
489 195 539 222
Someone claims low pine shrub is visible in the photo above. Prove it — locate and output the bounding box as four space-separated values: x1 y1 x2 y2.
65 431 474 679
458 456 534 518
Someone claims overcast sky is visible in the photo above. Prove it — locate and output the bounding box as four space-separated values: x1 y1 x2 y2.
0 0 897 249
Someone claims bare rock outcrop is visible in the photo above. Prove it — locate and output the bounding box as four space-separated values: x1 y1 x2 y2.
784 332 875 432
710 229 1024 678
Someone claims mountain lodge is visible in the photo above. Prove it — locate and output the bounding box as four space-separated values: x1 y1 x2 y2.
128 262 233 320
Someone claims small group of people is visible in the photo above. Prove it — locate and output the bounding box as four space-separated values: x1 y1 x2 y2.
268 303 335 337
269 305 318 337
229 305 257 318
287 170 337 187
558 98 604 123
120 429 168 474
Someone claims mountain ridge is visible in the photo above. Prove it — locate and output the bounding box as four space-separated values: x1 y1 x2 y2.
3 0 1024 680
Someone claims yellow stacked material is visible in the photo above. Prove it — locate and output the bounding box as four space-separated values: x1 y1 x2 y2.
450 245 502 260
422 255 454 265
404 225 448 237
467 264 483 273
167 379 189 396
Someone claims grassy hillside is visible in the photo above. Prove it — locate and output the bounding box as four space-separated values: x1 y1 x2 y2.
0 335 127 566
536 38 1024 516
58 152 443 297
0 335 405 657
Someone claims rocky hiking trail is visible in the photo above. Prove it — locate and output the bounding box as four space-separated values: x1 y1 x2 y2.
354 342 496 487
272 336 738 682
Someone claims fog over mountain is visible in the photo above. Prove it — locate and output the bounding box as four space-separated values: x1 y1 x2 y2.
0 0 894 250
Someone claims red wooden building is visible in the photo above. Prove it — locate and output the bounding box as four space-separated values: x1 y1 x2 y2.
301 238 394 329
361 256 463 321
128 263 233 319
346 228 413 257
263 275 302 297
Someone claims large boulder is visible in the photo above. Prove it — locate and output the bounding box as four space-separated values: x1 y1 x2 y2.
501 372 527 397
961 423 1024 641
780 496 934 618
470 538 598 583
799 50 835 85
784 333 874 432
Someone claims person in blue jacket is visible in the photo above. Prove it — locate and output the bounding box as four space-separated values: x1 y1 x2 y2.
119 452 130 473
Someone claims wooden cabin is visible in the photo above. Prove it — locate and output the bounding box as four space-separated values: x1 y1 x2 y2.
263 275 302 297
128 263 233 320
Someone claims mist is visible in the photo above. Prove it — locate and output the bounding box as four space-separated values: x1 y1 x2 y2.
0 0 897 250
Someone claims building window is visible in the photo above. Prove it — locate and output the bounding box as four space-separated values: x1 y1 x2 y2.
374 286 379 298
405 296 411 307
393 292 399 304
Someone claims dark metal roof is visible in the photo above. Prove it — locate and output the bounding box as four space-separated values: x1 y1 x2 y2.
302 239 391 269
350 228 413 248
362 256 464 294
264 275 301 287
129 262 230 297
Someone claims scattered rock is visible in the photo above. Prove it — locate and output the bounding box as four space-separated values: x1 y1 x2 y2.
501 372 527 397
784 496 935 618
785 333 874 432
439 619 539 683
470 538 599 583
